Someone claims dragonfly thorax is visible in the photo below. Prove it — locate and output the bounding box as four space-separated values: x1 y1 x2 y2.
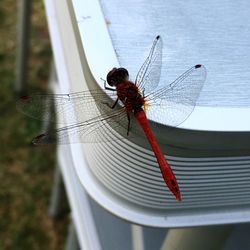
116 81 145 113
107 67 129 86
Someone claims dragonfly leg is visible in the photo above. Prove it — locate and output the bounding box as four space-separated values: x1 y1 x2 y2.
100 77 116 91
102 98 118 109
111 98 119 109
126 112 131 136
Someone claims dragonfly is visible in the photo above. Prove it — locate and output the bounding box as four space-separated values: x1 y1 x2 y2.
17 35 206 201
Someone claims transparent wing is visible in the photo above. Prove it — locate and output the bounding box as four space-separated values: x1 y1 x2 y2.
146 64 206 126
135 35 162 93
16 89 118 125
17 89 146 144
32 107 145 144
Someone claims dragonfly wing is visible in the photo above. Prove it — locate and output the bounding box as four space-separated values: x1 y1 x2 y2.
32 108 127 144
16 89 118 125
32 106 145 145
146 64 206 127
135 35 162 94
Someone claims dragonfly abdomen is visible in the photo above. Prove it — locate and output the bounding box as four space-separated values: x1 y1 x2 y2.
134 110 182 201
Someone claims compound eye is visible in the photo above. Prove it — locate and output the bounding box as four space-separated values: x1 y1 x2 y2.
109 79 115 86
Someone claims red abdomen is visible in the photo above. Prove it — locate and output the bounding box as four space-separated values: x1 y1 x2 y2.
135 110 182 201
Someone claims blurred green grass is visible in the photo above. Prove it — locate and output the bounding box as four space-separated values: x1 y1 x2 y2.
0 1 68 249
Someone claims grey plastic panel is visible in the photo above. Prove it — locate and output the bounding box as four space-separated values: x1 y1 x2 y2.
89 197 132 250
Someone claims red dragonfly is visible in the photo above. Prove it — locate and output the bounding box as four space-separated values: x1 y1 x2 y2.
17 35 206 201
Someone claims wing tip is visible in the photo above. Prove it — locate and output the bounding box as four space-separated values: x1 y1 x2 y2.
19 95 32 101
32 133 54 145
195 64 202 68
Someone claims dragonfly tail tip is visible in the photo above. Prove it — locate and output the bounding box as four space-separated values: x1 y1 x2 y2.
175 192 182 202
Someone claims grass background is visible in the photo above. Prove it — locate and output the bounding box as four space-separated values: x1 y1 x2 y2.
0 1 68 249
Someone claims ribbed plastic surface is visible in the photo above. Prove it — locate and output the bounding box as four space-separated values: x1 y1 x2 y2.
83 133 250 210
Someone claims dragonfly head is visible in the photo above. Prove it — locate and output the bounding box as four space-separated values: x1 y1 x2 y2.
107 67 129 87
